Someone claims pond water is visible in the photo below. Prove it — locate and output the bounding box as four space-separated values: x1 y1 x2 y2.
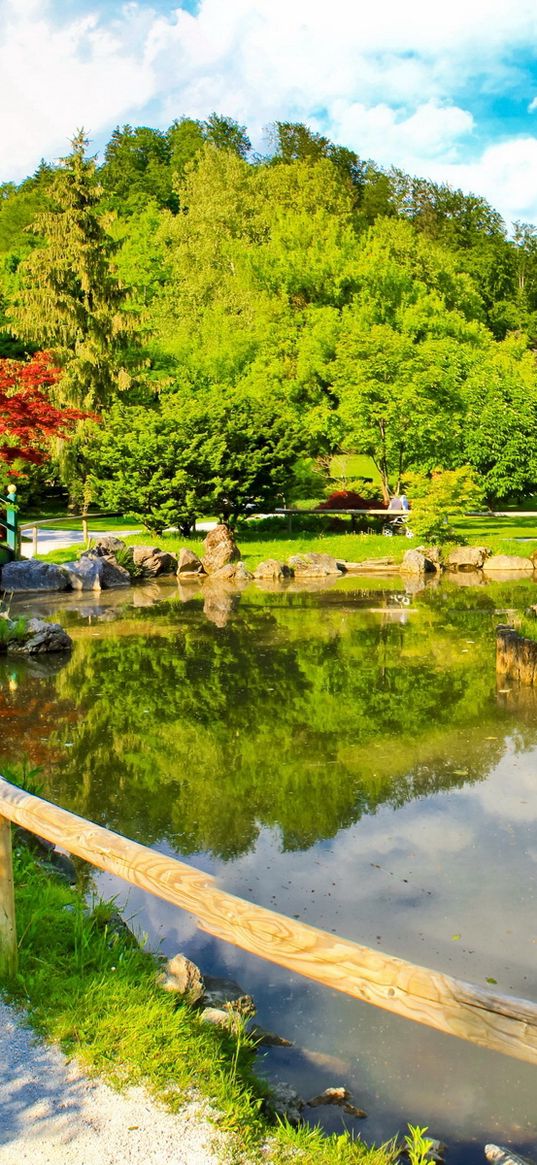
2 574 537 1162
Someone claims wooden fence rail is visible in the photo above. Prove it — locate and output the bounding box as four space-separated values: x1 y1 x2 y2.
1 774 537 1065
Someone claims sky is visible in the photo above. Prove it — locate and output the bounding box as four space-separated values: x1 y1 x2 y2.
2 0 537 228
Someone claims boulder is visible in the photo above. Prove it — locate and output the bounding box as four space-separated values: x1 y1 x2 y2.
131 546 177 577
400 549 437 576
7 618 72 655
447 545 489 571
211 561 253 582
253 559 293 580
483 555 534 574
99 556 131 588
0 560 71 593
177 548 204 577
202 524 240 575
90 536 127 557
156 954 204 1004
287 553 343 578
62 557 103 591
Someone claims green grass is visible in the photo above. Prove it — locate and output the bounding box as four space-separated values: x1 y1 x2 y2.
2 839 398 1165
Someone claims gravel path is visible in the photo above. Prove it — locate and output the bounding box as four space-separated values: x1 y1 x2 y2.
0 1001 224 1165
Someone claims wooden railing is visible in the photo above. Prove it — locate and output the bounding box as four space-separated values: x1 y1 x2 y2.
18 512 126 558
0 488 18 558
1 776 537 1065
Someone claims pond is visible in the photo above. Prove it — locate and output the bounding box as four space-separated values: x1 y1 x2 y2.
2 573 537 1162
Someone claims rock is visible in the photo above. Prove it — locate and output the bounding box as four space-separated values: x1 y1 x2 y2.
287 553 343 578
447 545 489 571
199 1007 233 1029
202 975 255 1016
132 547 178 577
177 548 204 577
483 555 534 574
202 525 241 575
485 1146 536 1165
305 1086 367 1119
45 850 77 884
253 559 293 580
0 560 71 593
340 558 398 573
62 557 103 591
268 1082 304 1126
90 536 127 557
91 907 139 948
7 618 72 655
400 549 437 576
247 1024 292 1047
99 556 131 588
211 561 253 582
156 954 204 1003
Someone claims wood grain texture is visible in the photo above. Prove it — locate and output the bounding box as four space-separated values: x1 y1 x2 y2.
1 775 537 1064
0 814 17 976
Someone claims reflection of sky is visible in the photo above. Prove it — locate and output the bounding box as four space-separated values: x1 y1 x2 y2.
95 741 537 1163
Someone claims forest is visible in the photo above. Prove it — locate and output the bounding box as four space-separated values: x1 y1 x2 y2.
2 114 537 527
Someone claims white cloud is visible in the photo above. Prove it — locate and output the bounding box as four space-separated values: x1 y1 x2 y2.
1 0 537 225
430 137 537 226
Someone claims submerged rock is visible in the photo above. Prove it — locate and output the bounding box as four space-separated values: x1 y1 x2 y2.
485 1146 536 1165
305 1086 366 1119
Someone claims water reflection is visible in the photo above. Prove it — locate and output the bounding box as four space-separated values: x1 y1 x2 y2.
2 576 537 1161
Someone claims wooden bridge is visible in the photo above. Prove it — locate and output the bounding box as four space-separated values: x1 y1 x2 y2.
1 774 537 1067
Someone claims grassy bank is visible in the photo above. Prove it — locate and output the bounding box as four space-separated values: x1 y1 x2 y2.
1 838 397 1165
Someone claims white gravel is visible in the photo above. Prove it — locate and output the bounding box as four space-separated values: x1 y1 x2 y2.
0 1001 225 1165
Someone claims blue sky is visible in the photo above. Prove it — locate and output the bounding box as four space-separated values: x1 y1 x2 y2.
2 0 537 227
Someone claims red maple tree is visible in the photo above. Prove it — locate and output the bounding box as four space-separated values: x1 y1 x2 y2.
0 351 92 471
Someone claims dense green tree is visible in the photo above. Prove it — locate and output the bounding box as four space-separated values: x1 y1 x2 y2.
267 120 365 200
100 125 176 212
9 132 134 408
87 386 310 532
462 335 537 500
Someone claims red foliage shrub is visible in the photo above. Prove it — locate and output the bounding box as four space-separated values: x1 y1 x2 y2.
317 489 386 511
0 352 94 470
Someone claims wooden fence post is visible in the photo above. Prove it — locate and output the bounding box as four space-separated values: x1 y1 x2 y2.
0 815 17 977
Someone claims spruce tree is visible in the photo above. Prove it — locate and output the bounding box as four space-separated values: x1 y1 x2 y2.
10 131 134 408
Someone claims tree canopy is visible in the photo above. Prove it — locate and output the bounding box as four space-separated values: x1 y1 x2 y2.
2 116 537 512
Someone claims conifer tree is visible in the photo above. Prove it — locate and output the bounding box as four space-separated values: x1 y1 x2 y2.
9 131 133 408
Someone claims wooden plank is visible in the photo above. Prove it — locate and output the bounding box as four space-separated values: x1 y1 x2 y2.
0 814 17 977
1 775 537 1065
